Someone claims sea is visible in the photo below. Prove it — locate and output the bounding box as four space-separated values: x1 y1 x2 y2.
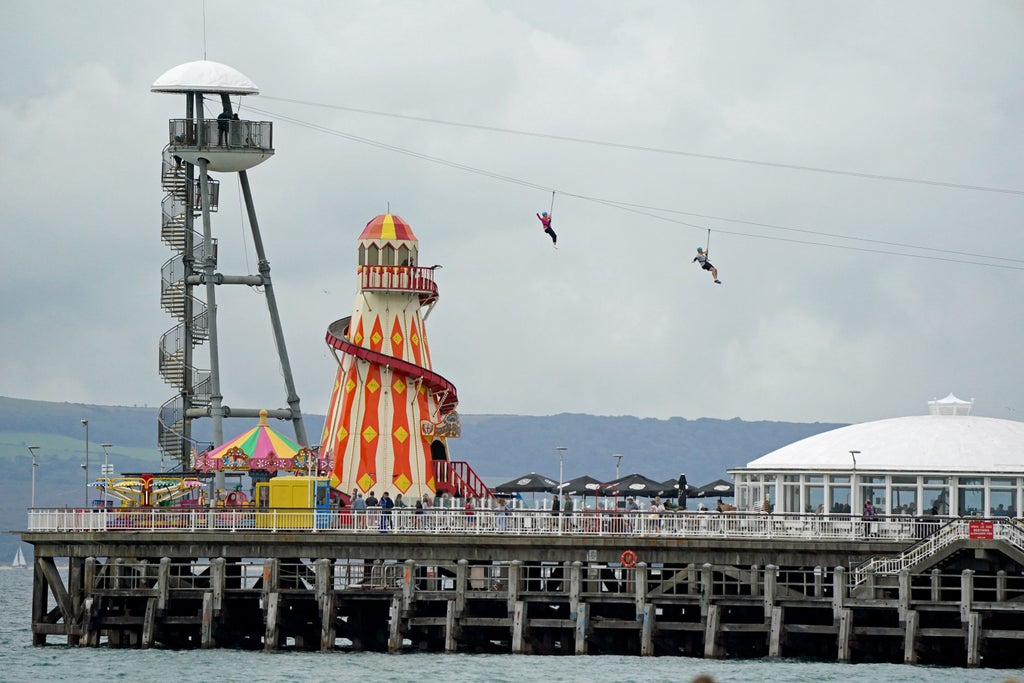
0 566 1020 683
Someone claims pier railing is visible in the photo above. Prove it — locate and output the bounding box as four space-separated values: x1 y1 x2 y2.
26 507 971 543
852 517 1024 584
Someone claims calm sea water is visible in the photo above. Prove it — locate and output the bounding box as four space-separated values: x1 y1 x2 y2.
1 567 1019 683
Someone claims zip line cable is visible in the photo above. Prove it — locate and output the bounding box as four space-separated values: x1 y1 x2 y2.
237 101 1024 271
260 95 1024 197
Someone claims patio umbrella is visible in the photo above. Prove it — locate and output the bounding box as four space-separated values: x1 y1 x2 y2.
660 477 700 507
694 478 736 498
558 474 605 507
602 473 667 499
492 472 559 494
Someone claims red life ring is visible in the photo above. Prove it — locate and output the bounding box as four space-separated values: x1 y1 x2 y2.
620 549 638 568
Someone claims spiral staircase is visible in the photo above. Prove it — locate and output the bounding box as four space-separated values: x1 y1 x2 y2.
157 148 219 471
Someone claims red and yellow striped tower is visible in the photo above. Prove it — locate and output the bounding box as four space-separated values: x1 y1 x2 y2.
321 214 461 500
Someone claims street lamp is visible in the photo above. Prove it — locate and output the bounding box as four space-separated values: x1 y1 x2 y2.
850 450 861 512
27 446 40 508
101 444 113 507
612 453 623 480
555 446 568 495
81 419 90 507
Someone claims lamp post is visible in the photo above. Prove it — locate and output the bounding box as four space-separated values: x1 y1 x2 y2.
27 446 40 508
850 450 860 512
555 446 568 494
101 443 113 507
612 453 623 480
81 419 90 507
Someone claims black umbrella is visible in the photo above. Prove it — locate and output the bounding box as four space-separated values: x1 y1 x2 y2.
602 473 667 498
694 478 735 498
660 477 700 508
493 472 559 494
558 474 605 507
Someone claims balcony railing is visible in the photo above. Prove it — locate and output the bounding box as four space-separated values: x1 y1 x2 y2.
359 266 439 305
168 119 273 151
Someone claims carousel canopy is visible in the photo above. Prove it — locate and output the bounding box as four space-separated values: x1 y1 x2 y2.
192 410 326 474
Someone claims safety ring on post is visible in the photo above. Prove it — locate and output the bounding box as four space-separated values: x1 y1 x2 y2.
620 549 638 568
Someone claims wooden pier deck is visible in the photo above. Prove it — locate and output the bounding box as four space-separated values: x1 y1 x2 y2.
20 510 1024 667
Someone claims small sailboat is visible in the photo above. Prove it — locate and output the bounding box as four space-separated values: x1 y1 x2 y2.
12 545 27 569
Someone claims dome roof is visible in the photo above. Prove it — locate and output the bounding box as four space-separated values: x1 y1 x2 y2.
359 213 417 242
744 415 1024 473
151 60 259 94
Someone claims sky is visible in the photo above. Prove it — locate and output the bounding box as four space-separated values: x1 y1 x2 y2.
1 1 1022 428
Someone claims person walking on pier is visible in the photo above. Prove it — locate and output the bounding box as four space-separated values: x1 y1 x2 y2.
379 491 394 532
562 493 574 531
352 491 366 529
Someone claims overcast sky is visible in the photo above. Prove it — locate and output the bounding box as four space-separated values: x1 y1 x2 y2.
1 1 1021 428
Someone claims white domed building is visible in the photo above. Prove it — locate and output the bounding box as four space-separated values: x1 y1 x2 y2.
728 394 1024 518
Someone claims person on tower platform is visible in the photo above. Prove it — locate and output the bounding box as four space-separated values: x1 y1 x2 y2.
537 211 557 248
693 247 721 284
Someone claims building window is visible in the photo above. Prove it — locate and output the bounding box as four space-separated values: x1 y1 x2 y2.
367 244 379 265
358 244 366 266
990 477 1017 517
957 477 984 516
860 476 886 514
382 244 395 266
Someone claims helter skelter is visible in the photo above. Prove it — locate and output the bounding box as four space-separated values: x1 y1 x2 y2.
321 214 489 501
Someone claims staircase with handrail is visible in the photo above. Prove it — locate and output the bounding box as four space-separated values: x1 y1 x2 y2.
853 518 1024 586
156 149 219 470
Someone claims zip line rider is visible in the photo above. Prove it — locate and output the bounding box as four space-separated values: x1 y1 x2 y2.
537 211 557 247
693 247 721 284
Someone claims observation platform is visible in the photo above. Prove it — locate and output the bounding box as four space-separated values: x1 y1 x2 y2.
166 118 273 172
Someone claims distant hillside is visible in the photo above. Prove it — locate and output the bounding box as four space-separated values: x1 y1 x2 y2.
1 395 844 561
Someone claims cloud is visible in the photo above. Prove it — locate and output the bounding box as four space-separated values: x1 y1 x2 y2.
1 1 1021 433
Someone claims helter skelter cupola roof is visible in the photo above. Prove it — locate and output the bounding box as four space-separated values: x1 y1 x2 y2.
151 60 259 95
359 213 418 243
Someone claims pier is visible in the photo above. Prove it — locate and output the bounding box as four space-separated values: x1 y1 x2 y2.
21 510 1024 667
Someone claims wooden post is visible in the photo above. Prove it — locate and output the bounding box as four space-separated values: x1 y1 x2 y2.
703 604 721 658
512 601 527 654
966 611 981 667
960 569 974 623
388 594 402 652
507 561 521 614
455 559 468 615
898 569 910 622
444 600 458 652
832 566 846 619
211 557 225 614
262 558 280 598
764 564 777 618
903 609 918 664
749 564 761 597
837 608 852 662
700 563 714 618
201 592 215 648
112 557 124 591
402 559 416 613
768 605 784 657
141 597 157 649
264 591 280 651
575 603 589 655
157 558 170 612
687 563 699 595
67 557 83 646
569 561 582 616
634 562 648 620
813 566 824 597
32 556 48 645
930 568 941 602
315 558 335 651
640 603 656 656
996 570 1007 602
80 597 95 647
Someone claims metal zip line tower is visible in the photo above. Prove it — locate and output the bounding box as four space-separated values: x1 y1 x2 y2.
151 60 308 479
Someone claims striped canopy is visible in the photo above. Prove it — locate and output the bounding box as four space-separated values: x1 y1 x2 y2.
358 213 417 242
192 410 328 474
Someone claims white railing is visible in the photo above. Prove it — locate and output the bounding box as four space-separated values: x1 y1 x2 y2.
26 507 959 542
853 518 1024 583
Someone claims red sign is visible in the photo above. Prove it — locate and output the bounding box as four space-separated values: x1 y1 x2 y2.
969 520 994 539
